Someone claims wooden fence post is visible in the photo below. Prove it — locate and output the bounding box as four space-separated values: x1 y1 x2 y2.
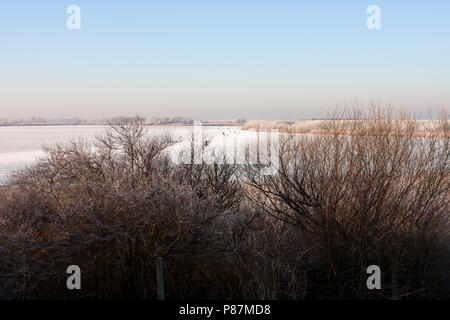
156 256 165 300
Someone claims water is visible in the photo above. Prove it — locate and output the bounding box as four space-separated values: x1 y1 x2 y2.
0 125 250 183
0 126 102 182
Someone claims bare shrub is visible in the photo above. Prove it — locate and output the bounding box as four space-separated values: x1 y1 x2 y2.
244 105 449 299
0 107 448 300
0 119 244 299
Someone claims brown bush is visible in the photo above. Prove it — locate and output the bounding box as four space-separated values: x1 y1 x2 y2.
244 106 449 299
0 109 448 300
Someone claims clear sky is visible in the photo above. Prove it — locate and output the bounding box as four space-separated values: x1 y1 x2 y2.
1 0 449 119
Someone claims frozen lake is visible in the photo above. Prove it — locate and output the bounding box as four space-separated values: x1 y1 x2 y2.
0 125 253 183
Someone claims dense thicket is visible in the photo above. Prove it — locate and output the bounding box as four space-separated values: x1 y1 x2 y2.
0 108 448 299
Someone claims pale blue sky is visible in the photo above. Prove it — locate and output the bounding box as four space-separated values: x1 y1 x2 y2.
1 1 449 119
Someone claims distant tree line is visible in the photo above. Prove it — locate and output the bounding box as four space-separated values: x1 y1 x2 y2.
0 116 247 126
